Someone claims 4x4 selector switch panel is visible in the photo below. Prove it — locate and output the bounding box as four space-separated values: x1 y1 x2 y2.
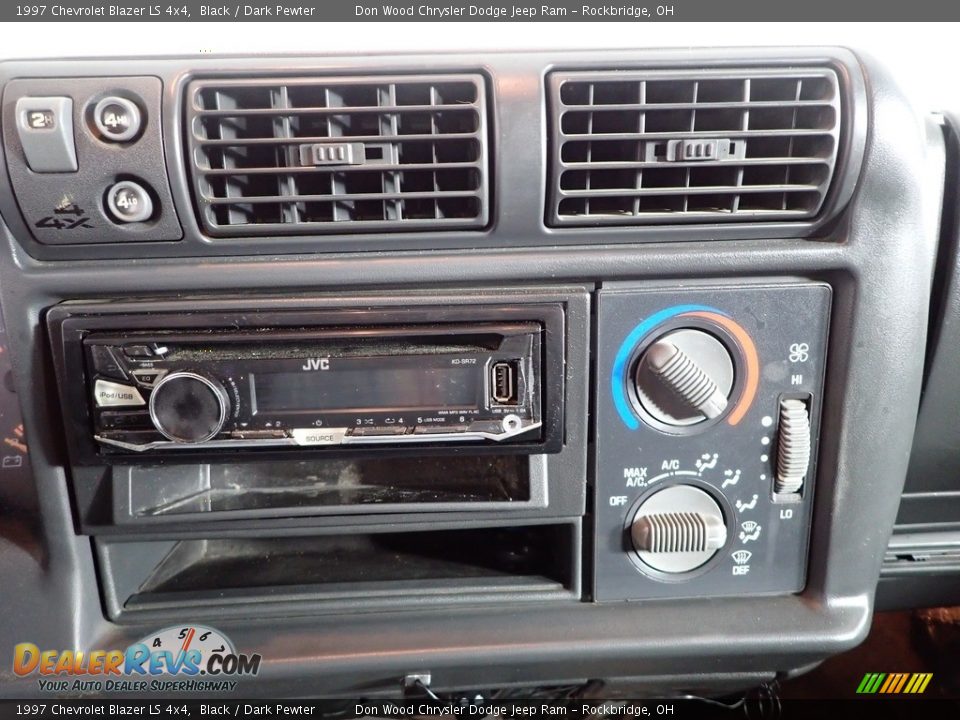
594 282 830 601
1 77 181 245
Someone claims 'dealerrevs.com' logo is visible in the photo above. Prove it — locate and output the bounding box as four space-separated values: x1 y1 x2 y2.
13 625 261 693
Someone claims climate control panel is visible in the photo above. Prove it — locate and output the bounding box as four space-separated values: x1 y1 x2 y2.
594 282 830 601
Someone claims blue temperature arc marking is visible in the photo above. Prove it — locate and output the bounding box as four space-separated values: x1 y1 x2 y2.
611 304 728 430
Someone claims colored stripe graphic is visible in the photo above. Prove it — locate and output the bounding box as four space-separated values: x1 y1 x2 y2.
905 673 933 694
855 673 873 693
856 672 932 694
856 673 885 694
684 311 760 426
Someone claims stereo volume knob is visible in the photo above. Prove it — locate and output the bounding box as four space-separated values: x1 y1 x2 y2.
148 372 230 443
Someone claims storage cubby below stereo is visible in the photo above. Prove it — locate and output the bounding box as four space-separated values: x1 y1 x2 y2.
101 452 547 526
95 523 580 622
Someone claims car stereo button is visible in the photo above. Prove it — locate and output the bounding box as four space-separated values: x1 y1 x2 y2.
89 345 127 379
414 425 469 435
230 429 286 440
350 426 410 436
292 428 348 446
130 368 167 388
99 410 151 430
94 379 145 408
123 344 154 358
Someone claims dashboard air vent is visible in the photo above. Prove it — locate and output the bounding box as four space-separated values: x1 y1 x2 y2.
186 74 488 236
548 68 842 226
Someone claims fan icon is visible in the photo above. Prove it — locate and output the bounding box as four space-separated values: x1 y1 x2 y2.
789 343 810 363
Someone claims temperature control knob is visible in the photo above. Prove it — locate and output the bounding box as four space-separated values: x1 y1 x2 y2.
148 372 230 443
630 485 728 574
634 329 735 427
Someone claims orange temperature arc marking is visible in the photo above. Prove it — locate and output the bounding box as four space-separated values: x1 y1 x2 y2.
685 311 759 426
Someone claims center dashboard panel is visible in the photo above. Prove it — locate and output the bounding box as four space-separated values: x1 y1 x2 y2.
0 47 941 696
48 281 829 620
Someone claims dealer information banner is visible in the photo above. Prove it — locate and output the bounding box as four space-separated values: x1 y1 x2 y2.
1 700 960 719
3 0 960 22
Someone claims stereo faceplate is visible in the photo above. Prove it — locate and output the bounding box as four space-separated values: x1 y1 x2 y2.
84 323 543 453
47 298 566 465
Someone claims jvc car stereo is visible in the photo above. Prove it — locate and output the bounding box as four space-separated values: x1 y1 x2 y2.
47 297 565 463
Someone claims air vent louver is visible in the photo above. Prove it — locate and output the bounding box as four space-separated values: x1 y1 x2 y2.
187 74 488 236
548 68 842 226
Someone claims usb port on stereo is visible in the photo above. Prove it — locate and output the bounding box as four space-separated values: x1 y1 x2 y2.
491 361 519 405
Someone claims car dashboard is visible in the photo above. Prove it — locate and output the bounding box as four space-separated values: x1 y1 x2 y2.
0 45 956 698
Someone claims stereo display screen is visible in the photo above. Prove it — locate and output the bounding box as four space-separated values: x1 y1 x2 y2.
250 365 478 413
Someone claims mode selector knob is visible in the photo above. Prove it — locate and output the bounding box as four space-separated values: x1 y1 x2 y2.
630 485 728 574
148 372 230 443
633 328 735 428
